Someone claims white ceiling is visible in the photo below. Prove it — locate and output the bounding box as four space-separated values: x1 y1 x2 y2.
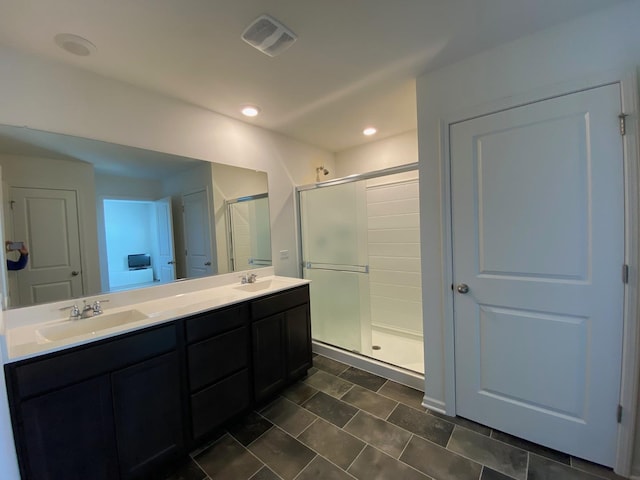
0 0 628 152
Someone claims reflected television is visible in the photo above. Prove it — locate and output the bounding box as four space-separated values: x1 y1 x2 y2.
128 254 151 270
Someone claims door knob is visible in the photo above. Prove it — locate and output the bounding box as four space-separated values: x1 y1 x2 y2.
167 260 176 265
204 261 212 266
71 271 79 276
456 283 469 294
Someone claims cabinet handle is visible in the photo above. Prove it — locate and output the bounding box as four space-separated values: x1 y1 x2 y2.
71 271 80 276
204 261 212 266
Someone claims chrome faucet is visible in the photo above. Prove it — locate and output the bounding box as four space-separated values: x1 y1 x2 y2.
60 299 109 320
240 273 258 284
60 304 81 320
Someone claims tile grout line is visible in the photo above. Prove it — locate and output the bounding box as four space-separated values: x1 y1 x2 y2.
338 383 356 400
368 441 438 479
250 465 284 480
295 416 319 439
343 442 368 473
384 400 400 421
530 452 613 480
397 432 414 460
226 430 269 479
442 426 514 477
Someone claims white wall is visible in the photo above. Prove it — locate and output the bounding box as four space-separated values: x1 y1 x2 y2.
95 173 164 200
416 0 640 471
335 130 417 177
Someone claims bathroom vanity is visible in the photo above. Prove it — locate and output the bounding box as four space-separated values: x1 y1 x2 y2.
1 274 311 480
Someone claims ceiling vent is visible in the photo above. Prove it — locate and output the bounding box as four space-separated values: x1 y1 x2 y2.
241 14 297 57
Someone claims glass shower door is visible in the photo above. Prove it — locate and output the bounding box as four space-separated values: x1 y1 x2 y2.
299 181 371 353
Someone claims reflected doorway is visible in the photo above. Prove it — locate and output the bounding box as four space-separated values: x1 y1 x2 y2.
103 198 175 291
8 186 83 306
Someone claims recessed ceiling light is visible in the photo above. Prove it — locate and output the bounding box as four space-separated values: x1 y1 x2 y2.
241 105 261 117
54 33 96 57
363 127 377 136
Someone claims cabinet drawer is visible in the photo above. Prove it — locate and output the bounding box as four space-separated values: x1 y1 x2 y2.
250 285 309 321
190 369 250 440
187 327 248 391
185 304 249 343
12 324 177 399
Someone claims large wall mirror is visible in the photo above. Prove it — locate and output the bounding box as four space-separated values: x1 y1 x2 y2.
0 124 271 309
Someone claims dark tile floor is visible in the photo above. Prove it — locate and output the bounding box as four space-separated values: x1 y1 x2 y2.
163 355 626 480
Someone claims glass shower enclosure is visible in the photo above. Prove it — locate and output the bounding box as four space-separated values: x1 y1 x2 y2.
297 164 423 374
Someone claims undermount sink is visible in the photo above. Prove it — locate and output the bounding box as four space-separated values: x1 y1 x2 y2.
233 279 289 293
36 309 149 343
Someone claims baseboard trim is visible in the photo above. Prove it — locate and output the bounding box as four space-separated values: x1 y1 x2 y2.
422 395 446 414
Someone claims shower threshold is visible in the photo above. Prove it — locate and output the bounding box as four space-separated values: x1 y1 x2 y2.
312 340 425 392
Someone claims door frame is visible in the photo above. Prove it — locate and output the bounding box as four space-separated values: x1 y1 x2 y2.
437 70 640 475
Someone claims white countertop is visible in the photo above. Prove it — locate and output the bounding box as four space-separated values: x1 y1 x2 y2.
2 272 309 362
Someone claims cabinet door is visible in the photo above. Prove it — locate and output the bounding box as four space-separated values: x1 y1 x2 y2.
112 352 184 480
252 313 287 402
20 375 118 480
286 303 312 380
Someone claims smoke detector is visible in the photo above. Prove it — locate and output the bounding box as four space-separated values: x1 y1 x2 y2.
54 33 96 56
241 14 297 57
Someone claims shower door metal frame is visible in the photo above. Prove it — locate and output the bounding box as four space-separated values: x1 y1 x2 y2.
295 162 419 278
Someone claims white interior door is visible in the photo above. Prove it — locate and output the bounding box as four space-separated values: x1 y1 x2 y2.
11 187 83 306
155 197 176 283
451 83 624 466
182 190 214 278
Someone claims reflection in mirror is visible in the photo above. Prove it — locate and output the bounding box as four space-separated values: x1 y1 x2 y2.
0 124 271 308
226 194 272 271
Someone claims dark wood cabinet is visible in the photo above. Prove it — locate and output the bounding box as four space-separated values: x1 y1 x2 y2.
251 285 312 403
5 283 311 479
252 313 288 400
185 304 251 442
6 324 181 480
286 303 313 379
20 376 118 480
112 352 184 479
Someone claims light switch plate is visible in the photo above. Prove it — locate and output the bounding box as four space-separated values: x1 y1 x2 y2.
279 250 289 260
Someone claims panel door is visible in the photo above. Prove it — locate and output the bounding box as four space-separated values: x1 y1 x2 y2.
182 190 214 278
20 376 118 480
112 352 184 479
155 196 176 283
252 313 287 402
451 83 624 465
285 303 312 380
11 187 83 306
